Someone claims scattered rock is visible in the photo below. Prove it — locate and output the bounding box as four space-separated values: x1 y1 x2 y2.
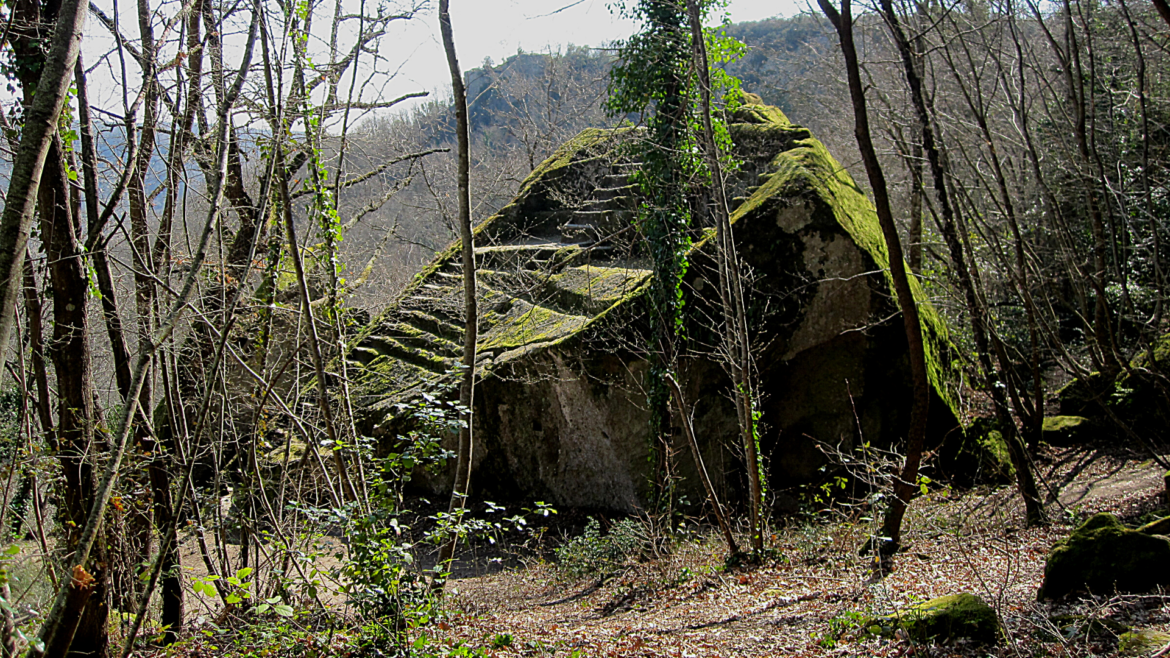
1055 333 1170 445
1038 513 1170 599
873 593 1000 645
1119 628 1170 656
1041 415 1092 447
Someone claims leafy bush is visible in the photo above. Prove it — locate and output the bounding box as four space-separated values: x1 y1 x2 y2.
555 517 647 581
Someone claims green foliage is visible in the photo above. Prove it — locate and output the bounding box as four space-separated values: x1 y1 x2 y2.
813 610 866 649
337 389 463 628
554 517 647 581
606 0 748 501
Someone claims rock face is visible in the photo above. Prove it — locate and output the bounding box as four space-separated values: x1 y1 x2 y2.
872 593 1000 646
347 100 960 510
935 418 1014 486
1038 513 1170 600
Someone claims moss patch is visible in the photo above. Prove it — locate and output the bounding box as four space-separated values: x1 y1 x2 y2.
1042 415 1092 446
874 593 1000 645
1138 516 1170 535
937 417 1014 485
1038 513 1170 600
546 265 652 315
724 128 959 422
1119 629 1170 656
479 301 590 352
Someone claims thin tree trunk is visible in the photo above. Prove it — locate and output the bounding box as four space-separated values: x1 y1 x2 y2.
817 0 931 557
665 374 738 555
876 0 1044 525
685 0 762 553
435 0 478 577
30 10 259 654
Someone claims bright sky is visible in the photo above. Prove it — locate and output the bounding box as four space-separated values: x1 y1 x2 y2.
77 0 804 119
338 0 804 114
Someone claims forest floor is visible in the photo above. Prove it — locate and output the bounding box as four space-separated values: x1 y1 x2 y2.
422 446 1170 657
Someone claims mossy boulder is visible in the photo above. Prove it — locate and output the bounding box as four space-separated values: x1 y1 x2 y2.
1041 415 1093 447
345 98 960 510
936 418 1014 485
1119 629 1170 656
1056 334 1170 446
1057 373 1112 418
1038 513 1170 600
872 593 1000 645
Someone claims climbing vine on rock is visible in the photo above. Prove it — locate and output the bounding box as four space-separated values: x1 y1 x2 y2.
606 0 745 511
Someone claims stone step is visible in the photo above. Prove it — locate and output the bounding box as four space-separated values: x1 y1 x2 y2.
475 243 565 269
559 222 602 237
381 324 462 358
600 175 635 190
400 296 463 327
346 345 382 367
359 334 450 374
398 309 464 340
570 209 633 234
591 184 637 203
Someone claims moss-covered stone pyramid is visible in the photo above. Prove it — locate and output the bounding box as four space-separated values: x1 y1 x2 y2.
346 99 960 510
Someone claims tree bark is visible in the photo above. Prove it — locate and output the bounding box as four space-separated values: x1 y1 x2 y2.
685 0 762 553
876 0 1044 525
436 0 478 577
817 0 931 557
0 0 87 374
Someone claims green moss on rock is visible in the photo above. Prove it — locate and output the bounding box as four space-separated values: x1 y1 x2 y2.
937 418 1014 485
1038 513 1170 600
1138 516 1170 535
1042 415 1093 446
875 593 1000 645
1119 629 1170 656
1055 332 1170 444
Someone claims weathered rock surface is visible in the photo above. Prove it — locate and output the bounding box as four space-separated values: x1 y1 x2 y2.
871 593 1000 645
1038 513 1170 600
1120 629 1170 655
346 100 960 510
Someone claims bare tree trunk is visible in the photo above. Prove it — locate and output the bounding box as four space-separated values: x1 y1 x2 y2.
435 0 478 578
30 9 259 654
665 374 738 554
876 0 1044 525
685 0 761 553
817 0 930 557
